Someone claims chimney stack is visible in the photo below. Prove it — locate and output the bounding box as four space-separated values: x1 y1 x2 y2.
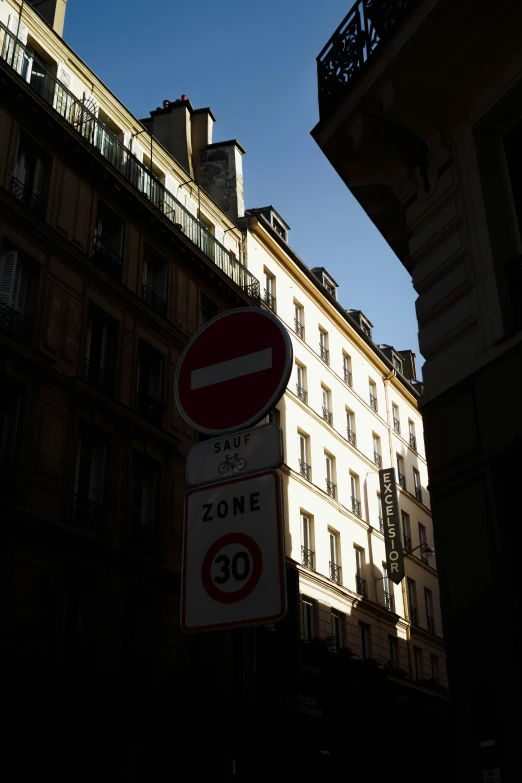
140 96 194 177
198 140 246 222
29 0 67 36
191 108 215 184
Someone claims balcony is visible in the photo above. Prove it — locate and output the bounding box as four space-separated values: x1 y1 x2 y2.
427 615 435 634
84 360 114 395
294 319 305 339
393 418 401 434
355 575 367 597
92 236 122 280
0 21 260 303
326 479 336 499
410 606 419 627
142 284 167 317
298 459 311 480
347 428 356 447
409 432 417 450
373 452 382 468
398 471 406 489
329 562 342 585
378 515 384 534
296 385 307 403
322 406 333 426
136 393 165 427
316 0 417 119
11 176 47 220
415 485 422 503
384 591 394 611
301 546 314 569
73 486 104 529
0 302 32 341
344 368 353 386
351 496 361 518
319 343 329 364
264 290 276 312
369 394 377 411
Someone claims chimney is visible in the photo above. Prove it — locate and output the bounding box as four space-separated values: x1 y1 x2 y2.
398 350 417 381
28 0 67 36
191 108 215 185
198 140 246 222
140 97 194 177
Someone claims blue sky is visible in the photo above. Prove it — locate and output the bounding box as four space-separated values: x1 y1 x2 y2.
63 0 421 371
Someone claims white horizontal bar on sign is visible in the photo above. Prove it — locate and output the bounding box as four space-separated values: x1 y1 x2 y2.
191 348 273 390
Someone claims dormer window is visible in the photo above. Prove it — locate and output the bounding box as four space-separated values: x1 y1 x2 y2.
272 217 287 241
323 275 336 299
360 318 372 338
392 354 403 374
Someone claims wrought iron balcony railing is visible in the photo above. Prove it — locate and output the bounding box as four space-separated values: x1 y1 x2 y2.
136 393 165 427
264 290 276 311
0 21 260 303
301 546 314 569
403 534 412 551
415 486 422 502
409 606 419 627
73 485 104 528
393 418 401 434
329 562 342 584
351 496 361 518
298 459 311 480
317 0 417 118
11 176 47 219
319 343 329 364
142 284 167 317
326 479 336 499
369 393 377 411
398 471 406 489
347 428 356 447
355 575 367 597
296 385 307 403
427 615 435 635
294 319 305 339
84 360 114 395
322 406 333 425
373 452 382 468
92 236 123 280
409 432 417 450
344 368 352 386
0 302 32 341
384 591 394 612
378 515 384 534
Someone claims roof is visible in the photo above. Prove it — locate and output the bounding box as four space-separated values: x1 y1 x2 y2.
310 267 340 287
246 206 291 231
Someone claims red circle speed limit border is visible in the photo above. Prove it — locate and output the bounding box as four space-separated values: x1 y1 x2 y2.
201 533 263 604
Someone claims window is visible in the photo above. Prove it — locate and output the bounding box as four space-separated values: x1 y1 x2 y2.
93 202 124 279
298 432 310 480
369 379 377 411
201 293 220 326
301 513 314 569
11 133 50 219
325 452 336 498
396 454 406 489
142 252 167 317
350 472 361 517
302 599 314 641
331 612 343 648
388 636 398 669
359 622 371 660
402 511 411 550
346 408 356 446
272 216 286 241
329 530 341 583
382 563 394 611
319 328 329 364
84 306 118 395
342 352 352 386
372 433 382 468
323 276 336 298
430 654 439 682
130 455 160 541
408 419 417 450
360 318 372 338
413 468 422 502
136 343 164 427
0 384 21 474
377 492 384 532
413 646 423 680
0 249 30 338
263 269 276 311
392 403 400 434
321 385 332 425
73 431 108 528
355 547 366 596
20 43 54 98
425 588 435 634
296 362 307 402
294 301 304 339
418 523 428 562
407 578 418 626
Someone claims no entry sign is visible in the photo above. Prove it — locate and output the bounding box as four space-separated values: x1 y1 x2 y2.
174 308 293 435
181 470 286 632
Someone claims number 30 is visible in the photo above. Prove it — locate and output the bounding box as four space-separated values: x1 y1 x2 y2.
214 551 250 584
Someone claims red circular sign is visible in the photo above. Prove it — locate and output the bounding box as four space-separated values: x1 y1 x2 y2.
201 533 263 604
174 308 293 435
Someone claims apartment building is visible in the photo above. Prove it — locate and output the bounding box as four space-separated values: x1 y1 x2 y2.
312 1 521 779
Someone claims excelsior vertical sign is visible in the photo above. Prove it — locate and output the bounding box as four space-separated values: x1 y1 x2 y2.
378 468 405 584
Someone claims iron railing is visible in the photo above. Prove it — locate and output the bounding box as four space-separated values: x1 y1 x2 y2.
344 368 353 386
317 0 418 118
410 606 419 626
296 385 307 403
378 515 384 533
301 546 314 569
384 591 394 611
347 428 356 446
294 319 305 339
84 359 114 395
369 393 377 411
393 418 401 434
73 485 104 528
264 290 276 311
11 176 47 219
92 235 123 280
326 479 336 499
142 284 167 317
329 562 342 584
136 393 165 427
319 343 329 364
415 485 422 502
0 302 32 341
355 575 367 597
374 451 382 468
403 534 412 551
298 459 311 480
409 432 417 450
351 496 361 518
398 471 406 489
0 21 260 302
322 406 333 425
427 615 435 634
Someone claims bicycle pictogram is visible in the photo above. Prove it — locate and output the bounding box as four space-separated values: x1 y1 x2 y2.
218 452 247 475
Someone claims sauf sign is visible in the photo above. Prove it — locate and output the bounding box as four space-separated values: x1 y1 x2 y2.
378 468 405 583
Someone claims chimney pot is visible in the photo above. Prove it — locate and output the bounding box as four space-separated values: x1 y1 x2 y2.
181 94 188 101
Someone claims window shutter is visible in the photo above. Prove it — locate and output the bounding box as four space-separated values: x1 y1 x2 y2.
0 251 19 308
7 16 28 74
185 196 198 218
32 156 46 197
89 439 106 506
13 262 28 315
156 263 167 299
142 470 156 528
148 357 163 401
52 63 73 117
57 64 72 90
14 138 27 184
214 226 225 247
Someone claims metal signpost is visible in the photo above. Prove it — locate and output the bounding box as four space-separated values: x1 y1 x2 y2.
378 467 405 583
